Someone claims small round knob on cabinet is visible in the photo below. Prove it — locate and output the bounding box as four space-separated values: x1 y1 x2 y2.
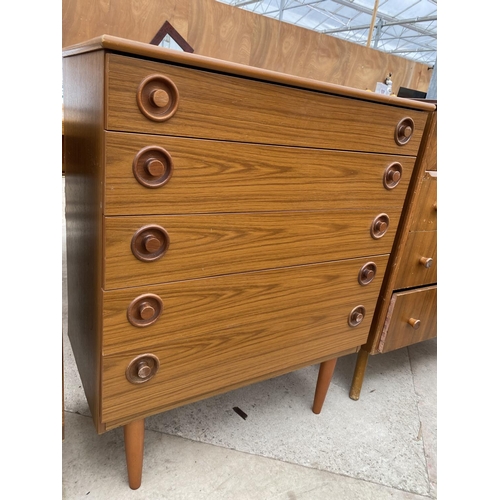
408 318 421 329
358 262 377 286
145 158 166 177
139 302 156 320
394 117 415 146
136 361 152 379
127 294 164 327
125 354 160 384
149 89 170 108
143 234 162 253
383 162 403 189
370 214 390 239
348 305 366 327
137 74 179 122
433 202 437 211
132 146 173 189
419 257 433 268
401 125 412 138
131 225 170 262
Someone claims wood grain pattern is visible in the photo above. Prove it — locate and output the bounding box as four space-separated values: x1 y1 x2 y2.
62 0 432 93
378 285 437 353
104 132 416 215
104 210 400 289
394 230 437 289
362 108 437 354
409 171 437 232
188 0 253 65
101 256 388 422
106 53 428 156
63 50 106 433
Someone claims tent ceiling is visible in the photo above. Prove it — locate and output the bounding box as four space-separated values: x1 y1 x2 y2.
217 0 437 67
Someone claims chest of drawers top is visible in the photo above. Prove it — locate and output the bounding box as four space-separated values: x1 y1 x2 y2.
63 34 435 155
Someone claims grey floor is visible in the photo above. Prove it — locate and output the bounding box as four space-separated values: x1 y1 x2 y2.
62 177 436 499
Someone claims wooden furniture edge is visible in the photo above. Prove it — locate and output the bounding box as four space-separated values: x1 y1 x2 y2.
362 109 438 355
62 34 436 113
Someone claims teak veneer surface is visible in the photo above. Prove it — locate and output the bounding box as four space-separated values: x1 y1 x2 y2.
104 211 399 289
63 36 435 111
106 54 428 156
409 171 437 232
101 256 388 422
104 133 416 215
63 37 435 442
394 230 437 289
379 285 437 353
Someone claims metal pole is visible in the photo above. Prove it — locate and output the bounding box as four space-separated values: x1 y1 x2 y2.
366 0 380 48
279 0 286 21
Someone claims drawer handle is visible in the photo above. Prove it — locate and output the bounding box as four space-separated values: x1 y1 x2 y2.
131 225 170 262
132 145 173 188
358 262 377 286
419 256 433 268
383 162 403 190
137 74 179 122
127 294 164 327
370 213 390 239
348 305 366 327
394 117 414 146
408 318 421 330
126 354 160 384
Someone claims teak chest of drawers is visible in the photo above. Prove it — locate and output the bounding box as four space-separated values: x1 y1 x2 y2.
63 35 436 489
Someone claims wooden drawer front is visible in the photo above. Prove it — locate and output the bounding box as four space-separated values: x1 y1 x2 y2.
104 132 415 216
378 285 437 353
395 230 437 289
101 255 388 422
104 210 400 289
410 172 437 232
106 54 427 156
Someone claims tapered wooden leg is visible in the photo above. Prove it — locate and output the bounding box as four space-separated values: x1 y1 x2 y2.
312 358 338 414
349 348 370 401
124 419 145 490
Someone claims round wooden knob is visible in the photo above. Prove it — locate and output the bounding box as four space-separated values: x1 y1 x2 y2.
125 354 160 384
358 262 377 285
408 318 421 329
383 162 403 189
394 117 415 146
131 225 170 262
127 294 164 327
137 74 179 122
370 214 390 239
433 202 437 211
132 146 173 189
145 158 166 177
348 305 366 327
401 125 412 138
149 89 170 108
137 361 152 379
419 256 433 268
143 234 162 253
139 301 156 320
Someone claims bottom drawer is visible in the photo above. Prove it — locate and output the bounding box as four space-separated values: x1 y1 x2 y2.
101 255 388 425
378 285 437 353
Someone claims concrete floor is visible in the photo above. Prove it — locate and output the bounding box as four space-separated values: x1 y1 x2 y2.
62 177 437 499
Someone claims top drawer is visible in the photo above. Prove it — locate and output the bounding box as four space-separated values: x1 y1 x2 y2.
105 54 427 156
